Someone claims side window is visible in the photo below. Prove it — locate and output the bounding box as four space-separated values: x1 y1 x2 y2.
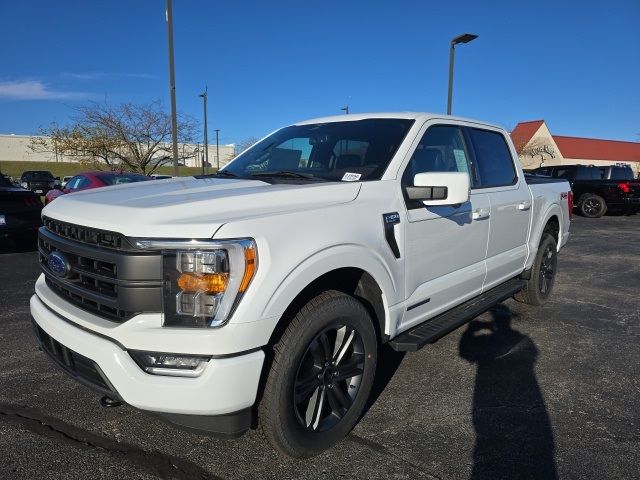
552 168 572 179
76 176 91 189
467 128 517 188
66 176 83 190
402 125 472 187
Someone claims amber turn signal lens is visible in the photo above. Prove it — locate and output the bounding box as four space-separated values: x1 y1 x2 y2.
239 247 257 292
177 273 228 294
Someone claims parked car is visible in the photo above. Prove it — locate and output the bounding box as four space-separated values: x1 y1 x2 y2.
0 173 42 242
44 171 151 204
531 164 640 217
20 170 57 195
32 113 571 457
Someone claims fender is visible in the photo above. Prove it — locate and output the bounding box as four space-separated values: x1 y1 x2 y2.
525 203 563 270
261 243 401 328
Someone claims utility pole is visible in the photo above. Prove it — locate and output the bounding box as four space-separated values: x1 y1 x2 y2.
341 105 349 114
215 129 220 170
166 0 180 176
447 33 478 115
199 87 209 175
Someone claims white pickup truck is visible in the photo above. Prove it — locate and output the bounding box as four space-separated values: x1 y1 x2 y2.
31 113 571 457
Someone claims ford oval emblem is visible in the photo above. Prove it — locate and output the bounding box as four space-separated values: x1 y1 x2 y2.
48 251 70 278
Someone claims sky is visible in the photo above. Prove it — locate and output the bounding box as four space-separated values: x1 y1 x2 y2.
1 0 639 146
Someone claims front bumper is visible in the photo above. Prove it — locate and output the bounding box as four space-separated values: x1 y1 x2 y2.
30 292 265 421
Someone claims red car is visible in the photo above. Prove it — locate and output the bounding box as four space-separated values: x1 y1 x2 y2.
45 171 150 204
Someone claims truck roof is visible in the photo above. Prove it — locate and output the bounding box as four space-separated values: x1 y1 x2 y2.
294 112 504 131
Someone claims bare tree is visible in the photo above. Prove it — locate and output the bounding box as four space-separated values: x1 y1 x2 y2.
30 100 198 174
230 136 261 159
519 138 557 169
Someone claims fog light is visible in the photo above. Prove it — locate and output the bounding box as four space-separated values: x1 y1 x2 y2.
129 350 210 377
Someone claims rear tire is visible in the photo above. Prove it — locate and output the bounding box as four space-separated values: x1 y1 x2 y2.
515 233 558 306
579 193 607 218
259 290 377 458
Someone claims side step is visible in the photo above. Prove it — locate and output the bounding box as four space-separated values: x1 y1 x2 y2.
389 278 525 352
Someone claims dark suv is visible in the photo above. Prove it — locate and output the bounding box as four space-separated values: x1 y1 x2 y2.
531 164 640 217
20 170 57 195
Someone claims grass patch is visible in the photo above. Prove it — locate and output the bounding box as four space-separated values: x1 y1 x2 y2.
0 160 211 180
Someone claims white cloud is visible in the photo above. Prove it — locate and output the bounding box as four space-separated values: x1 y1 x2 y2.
0 80 86 100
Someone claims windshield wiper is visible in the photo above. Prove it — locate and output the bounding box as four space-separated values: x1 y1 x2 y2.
249 171 318 180
214 170 239 178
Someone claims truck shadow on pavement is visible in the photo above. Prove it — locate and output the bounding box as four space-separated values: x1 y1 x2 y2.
458 304 558 480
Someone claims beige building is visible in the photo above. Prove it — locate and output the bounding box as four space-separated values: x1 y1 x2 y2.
0 134 236 169
511 120 640 176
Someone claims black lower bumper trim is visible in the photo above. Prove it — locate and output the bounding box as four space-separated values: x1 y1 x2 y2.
155 408 252 439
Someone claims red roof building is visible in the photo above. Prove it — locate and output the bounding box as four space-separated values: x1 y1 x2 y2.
510 120 640 176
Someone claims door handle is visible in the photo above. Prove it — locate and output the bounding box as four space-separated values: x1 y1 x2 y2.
518 201 532 211
472 208 490 220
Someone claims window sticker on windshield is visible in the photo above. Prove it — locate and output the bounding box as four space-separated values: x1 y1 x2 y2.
0 215 6 226
342 172 362 182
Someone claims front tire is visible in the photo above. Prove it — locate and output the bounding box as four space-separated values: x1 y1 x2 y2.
259 290 378 457
515 233 558 306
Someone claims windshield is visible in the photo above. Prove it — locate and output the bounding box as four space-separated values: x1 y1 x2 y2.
23 171 54 180
97 173 150 185
222 119 414 182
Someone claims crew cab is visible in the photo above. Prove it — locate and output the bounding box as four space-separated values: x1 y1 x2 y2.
531 164 640 217
30 113 571 457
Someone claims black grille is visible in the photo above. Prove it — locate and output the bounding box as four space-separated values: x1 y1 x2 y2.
33 322 116 395
45 277 131 321
43 216 132 250
38 225 163 323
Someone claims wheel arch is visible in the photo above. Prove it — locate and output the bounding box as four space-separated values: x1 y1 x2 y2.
262 247 399 346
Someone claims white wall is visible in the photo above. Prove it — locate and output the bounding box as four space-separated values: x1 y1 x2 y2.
0 134 236 169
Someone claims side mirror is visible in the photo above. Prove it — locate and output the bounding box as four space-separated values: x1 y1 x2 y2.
406 172 470 206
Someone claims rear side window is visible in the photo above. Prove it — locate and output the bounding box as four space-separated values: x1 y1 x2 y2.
609 166 633 180
467 129 517 188
574 166 602 180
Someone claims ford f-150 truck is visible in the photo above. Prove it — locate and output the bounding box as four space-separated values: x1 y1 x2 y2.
31 113 571 457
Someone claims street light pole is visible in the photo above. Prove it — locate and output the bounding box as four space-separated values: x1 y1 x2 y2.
447 33 478 115
166 0 180 176
341 105 349 114
199 87 209 175
215 129 220 170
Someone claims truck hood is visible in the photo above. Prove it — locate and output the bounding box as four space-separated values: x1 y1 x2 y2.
42 177 361 238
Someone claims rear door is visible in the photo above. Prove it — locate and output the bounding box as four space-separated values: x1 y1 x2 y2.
465 127 532 289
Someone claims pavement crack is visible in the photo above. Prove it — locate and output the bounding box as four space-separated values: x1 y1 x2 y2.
0 403 224 480
347 433 443 479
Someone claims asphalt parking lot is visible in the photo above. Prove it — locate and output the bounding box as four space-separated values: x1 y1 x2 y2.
1 215 638 480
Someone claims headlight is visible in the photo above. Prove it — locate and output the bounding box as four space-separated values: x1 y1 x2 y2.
21 182 28 189
135 238 257 328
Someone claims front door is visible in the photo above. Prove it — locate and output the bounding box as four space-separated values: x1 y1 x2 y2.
400 123 490 332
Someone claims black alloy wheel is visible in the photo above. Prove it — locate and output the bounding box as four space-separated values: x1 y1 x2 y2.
538 241 557 296
293 324 365 432
579 194 607 218
515 232 558 306
259 290 377 457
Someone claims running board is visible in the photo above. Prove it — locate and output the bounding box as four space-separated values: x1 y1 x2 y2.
389 278 525 352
